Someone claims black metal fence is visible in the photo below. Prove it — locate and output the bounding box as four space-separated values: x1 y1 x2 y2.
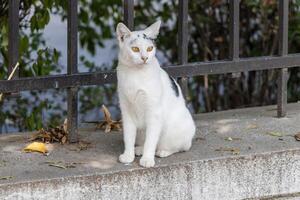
1 0 298 142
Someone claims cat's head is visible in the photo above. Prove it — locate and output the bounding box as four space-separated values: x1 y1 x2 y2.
116 21 161 66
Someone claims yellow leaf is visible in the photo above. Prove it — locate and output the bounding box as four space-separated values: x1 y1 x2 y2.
266 131 283 137
23 142 48 154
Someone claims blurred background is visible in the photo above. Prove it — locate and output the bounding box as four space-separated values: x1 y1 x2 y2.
0 0 299 133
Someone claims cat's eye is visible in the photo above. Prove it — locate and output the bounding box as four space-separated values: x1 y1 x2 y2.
131 47 140 52
147 46 154 52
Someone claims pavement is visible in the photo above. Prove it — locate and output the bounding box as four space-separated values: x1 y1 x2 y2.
0 103 300 200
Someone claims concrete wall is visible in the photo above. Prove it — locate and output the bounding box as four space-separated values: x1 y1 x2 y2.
1 150 299 200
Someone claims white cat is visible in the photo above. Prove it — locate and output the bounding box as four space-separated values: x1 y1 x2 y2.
116 20 195 168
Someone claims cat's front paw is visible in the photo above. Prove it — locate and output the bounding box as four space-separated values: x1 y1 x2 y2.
139 156 155 168
119 153 134 163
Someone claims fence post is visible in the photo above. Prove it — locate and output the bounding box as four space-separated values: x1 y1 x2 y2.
178 0 189 100
124 0 134 30
67 0 79 143
277 0 288 118
229 0 240 61
8 0 20 78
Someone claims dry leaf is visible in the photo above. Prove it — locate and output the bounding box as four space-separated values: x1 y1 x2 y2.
78 141 89 150
67 141 91 152
103 104 112 123
294 132 300 141
195 137 206 141
0 160 7 167
0 176 13 180
215 147 240 155
246 124 258 129
61 136 67 144
45 161 78 169
225 137 241 141
23 142 48 154
63 118 68 133
266 131 283 137
29 119 68 144
49 163 67 169
96 105 122 133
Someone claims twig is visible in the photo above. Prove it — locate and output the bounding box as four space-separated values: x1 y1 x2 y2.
48 163 67 169
0 62 20 102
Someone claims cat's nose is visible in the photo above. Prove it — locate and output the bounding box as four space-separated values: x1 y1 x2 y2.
141 56 148 63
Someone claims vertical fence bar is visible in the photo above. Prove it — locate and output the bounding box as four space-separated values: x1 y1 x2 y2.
8 0 20 77
277 0 288 117
229 0 240 60
123 0 134 30
178 0 189 99
229 0 240 78
67 0 78 143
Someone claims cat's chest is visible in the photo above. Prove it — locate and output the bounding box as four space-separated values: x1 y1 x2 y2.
118 68 160 100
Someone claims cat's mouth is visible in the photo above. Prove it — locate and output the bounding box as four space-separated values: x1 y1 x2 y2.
137 60 148 65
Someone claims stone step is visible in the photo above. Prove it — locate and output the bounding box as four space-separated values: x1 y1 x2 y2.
1 103 300 200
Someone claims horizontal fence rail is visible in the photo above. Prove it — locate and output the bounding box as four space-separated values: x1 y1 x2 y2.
2 0 297 140
0 55 299 93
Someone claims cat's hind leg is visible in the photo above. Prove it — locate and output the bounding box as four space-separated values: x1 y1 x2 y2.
155 149 177 158
155 139 192 158
155 117 194 158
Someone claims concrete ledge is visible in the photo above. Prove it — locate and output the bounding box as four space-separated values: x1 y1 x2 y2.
1 103 300 200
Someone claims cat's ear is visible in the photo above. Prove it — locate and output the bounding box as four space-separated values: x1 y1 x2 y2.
144 20 161 39
116 23 131 42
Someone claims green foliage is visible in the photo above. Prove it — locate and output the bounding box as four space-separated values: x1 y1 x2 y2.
0 0 63 132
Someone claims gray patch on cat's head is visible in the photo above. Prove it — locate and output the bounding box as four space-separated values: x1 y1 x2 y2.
128 33 156 45
142 33 155 42
141 33 156 46
129 38 137 45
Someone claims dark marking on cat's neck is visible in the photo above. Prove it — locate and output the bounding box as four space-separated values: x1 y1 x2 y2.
169 75 179 97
